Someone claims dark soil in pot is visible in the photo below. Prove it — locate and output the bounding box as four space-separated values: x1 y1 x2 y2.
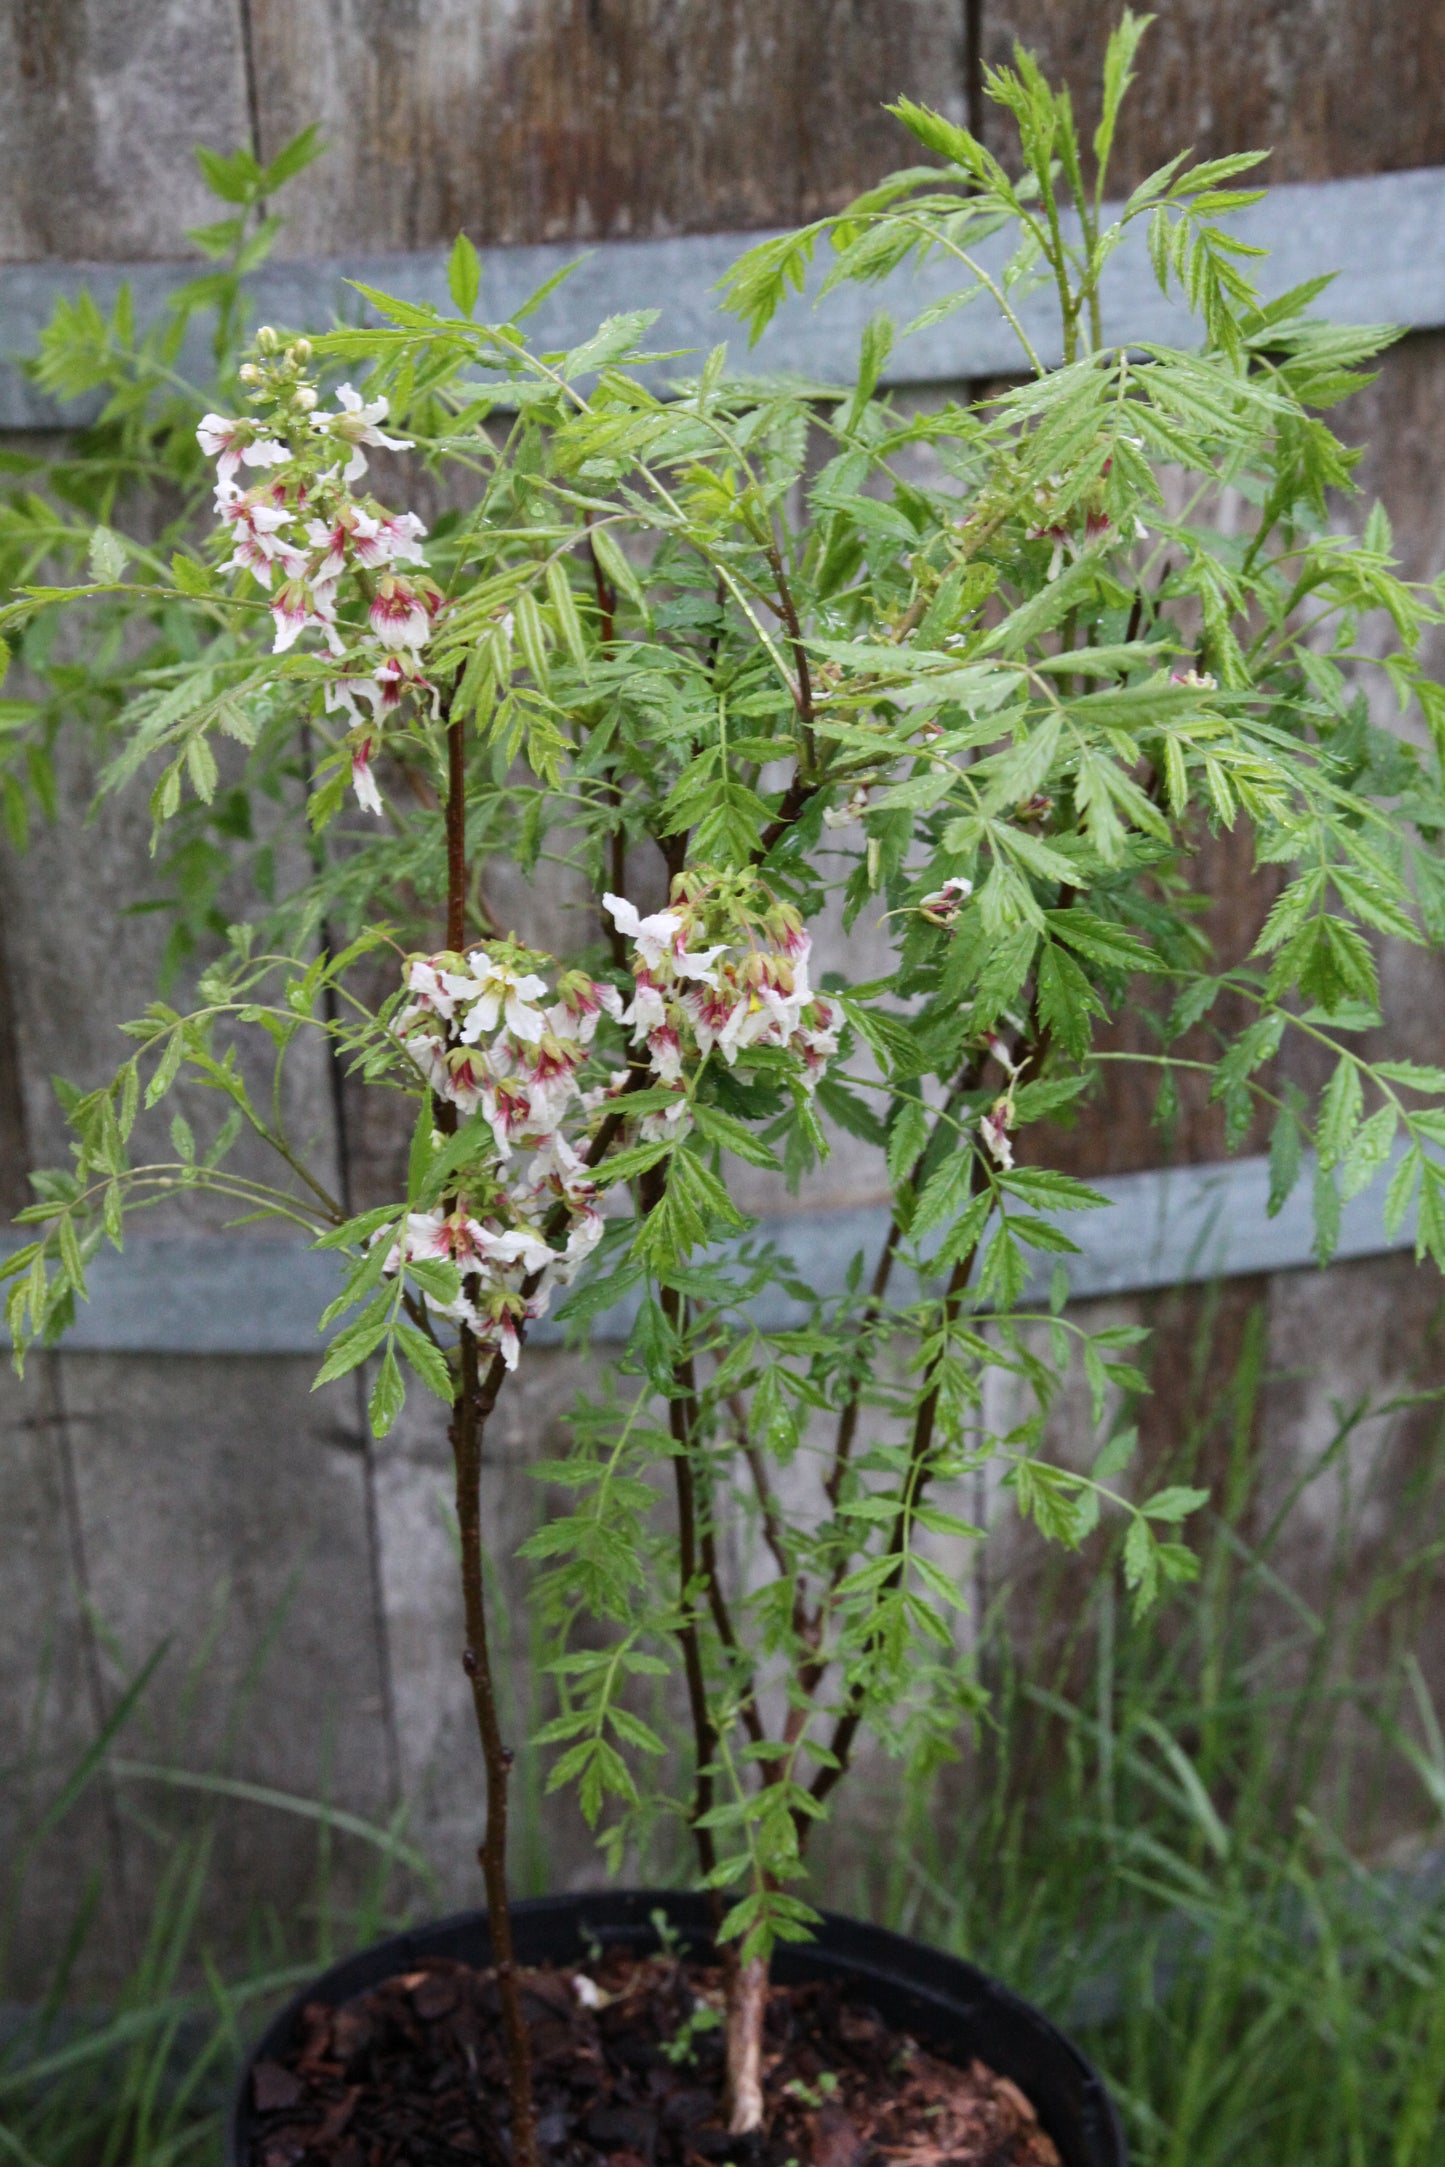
228 1892 1126 2167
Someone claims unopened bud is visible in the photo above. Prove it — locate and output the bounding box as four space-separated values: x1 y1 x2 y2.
238 362 263 385
293 385 318 412
290 337 312 364
255 325 279 353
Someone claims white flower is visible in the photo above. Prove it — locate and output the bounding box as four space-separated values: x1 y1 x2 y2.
393 1010 450 1096
492 1315 523 1371
983 1030 1021 1077
350 734 384 816
310 383 412 482
671 941 726 985
324 675 383 727
271 574 344 656
823 785 870 830
197 414 289 484
981 1099 1015 1171
646 1023 684 1083
640 1090 694 1144
548 1208 604 1287
622 978 668 1040
404 958 458 1020
377 510 429 565
449 952 552 1046
474 1225 554 1273
604 893 726 982
604 894 684 972
919 874 974 924
215 487 303 588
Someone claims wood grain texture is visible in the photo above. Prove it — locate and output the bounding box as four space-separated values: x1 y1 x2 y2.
982 0 1445 193
0 0 252 261
247 0 963 254
0 1357 136 1995
0 915 29 1216
57 1352 399 1957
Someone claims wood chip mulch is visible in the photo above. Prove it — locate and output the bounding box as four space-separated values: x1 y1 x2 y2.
246 1947 1062 2167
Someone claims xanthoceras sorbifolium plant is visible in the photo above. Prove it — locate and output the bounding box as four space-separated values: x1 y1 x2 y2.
9 13 1445 2148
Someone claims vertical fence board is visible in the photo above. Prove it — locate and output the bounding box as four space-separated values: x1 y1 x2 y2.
980 2 1445 191
0 0 252 262
54 1356 398 1941
0 1360 134 1995
245 0 964 255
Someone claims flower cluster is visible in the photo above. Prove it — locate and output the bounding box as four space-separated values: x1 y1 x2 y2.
605 878 840 1136
387 946 618 1370
198 331 443 817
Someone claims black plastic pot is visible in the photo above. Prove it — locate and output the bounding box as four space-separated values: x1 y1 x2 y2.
227 1889 1127 2167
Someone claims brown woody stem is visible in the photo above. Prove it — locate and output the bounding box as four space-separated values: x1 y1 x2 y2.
586 522 631 968
452 1322 539 2167
636 1165 720 1883
765 535 817 778
440 686 539 2167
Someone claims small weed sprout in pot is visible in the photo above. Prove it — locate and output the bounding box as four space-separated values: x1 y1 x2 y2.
8 13 1445 2157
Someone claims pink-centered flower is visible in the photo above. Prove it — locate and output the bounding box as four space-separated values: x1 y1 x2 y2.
548 977 623 1048
369 575 437 652
645 1022 685 1083
271 573 344 656
215 487 304 589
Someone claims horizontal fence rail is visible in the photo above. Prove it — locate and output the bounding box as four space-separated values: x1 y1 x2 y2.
0 1150 1417 1354
3 166 1445 430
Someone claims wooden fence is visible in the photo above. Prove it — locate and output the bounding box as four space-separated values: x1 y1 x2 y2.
4 0 1445 1987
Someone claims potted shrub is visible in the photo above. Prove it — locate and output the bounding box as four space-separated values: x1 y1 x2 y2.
8 16 1445 2164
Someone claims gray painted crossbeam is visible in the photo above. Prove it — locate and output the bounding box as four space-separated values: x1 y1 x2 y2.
0 1150 1416 1355
4 165 1445 431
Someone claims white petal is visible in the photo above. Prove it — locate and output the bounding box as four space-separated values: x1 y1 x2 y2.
603 893 642 939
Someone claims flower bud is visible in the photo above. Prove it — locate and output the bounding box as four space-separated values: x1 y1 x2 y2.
255 325 279 353
238 362 263 385
289 338 312 364
293 385 318 412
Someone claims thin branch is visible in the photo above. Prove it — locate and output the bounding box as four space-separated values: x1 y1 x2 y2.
765 534 817 777
799 1243 977 1844
586 518 631 970
451 1319 538 2167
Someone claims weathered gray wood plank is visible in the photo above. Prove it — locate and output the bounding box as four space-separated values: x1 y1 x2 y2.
0 1358 134 1994
0 0 252 262
56 1352 400 1951
6 163 1445 432
0 1142 1425 1353
246 0 964 256
984 1 1445 191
